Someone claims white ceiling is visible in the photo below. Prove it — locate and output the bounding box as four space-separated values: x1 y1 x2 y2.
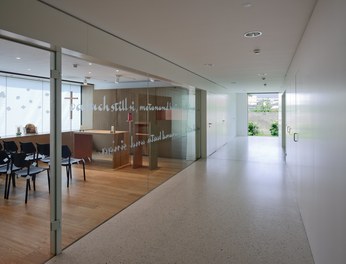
2 0 317 93
0 38 172 89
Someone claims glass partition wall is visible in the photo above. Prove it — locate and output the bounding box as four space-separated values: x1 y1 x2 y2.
1 36 197 264
0 38 52 263
60 56 197 251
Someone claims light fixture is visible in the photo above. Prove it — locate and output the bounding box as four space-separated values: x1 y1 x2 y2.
88 62 92 66
149 78 155 82
115 75 121 84
83 76 91 85
242 2 252 8
244 31 262 38
16 57 21 60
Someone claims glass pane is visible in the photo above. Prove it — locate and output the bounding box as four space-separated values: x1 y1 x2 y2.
0 76 5 136
59 56 197 254
248 93 279 137
0 38 51 263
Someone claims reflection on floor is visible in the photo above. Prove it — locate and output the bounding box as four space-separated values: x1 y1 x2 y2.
46 137 314 264
0 156 193 264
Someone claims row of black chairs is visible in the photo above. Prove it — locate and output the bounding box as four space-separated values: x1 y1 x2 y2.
0 141 86 203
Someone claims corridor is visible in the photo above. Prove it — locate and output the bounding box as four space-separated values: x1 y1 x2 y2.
46 137 314 264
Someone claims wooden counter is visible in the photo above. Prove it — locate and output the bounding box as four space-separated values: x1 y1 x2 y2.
74 130 130 169
0 132 74 151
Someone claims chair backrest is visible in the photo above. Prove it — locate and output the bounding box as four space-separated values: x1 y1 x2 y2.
20 142 37 154
11 152 29 169
0 142 3 151
36 143 50 156
3 140 18 153
0 150 10 166
62 145 72 159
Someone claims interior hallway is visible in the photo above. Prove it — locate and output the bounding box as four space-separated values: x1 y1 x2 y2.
46 137 314 264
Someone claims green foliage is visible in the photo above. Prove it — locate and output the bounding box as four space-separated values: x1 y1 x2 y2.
270 121 279 136
254 99 272 112
248 122 259 136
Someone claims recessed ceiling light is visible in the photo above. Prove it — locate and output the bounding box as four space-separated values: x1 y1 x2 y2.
88 71 92 74
115 69 120 72
16 57 21 60
242 2 252 7
244 31 262 38
88 63 92 66
149 78 155 82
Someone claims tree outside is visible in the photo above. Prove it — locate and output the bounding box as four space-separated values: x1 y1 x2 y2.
248 93 279 137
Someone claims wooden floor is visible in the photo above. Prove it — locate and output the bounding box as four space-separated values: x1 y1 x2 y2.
0 156 193 264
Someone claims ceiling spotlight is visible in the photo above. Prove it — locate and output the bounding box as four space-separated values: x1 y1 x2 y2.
149 78 155 82
115 75 121 84
242 3 252 8
253 48 261 54
257 73 267 76
16 57 21 60
83 78 88 85
244 31 262 38
73 64 78 68
88 62 92 66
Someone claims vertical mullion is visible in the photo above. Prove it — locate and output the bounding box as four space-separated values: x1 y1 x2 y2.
50 48 62 255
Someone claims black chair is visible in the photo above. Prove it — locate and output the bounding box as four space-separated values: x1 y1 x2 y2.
0 142 3 150
10 152 50 203
3 140 18 154
0 150 11 199
20 142 40 163
61 145 86 187
36 143 50 163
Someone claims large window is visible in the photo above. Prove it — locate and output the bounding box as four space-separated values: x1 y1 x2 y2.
0 75 81 137
248 93 279 136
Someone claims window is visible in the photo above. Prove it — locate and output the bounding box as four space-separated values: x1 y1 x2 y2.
0 75 80 137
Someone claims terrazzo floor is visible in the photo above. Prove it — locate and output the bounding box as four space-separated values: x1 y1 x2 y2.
46 136 314 264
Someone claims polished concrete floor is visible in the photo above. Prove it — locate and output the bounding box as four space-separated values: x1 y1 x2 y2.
46 137 314 264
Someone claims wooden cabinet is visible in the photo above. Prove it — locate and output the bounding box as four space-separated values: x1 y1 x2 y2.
74 130 130 169
74 133 93 161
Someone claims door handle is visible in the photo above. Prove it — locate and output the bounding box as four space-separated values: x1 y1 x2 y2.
293 132 299 142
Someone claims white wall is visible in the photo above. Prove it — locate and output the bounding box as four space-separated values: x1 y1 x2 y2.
236 93 248 136
206 92 229 156
228 93 237 139
285 0 346 263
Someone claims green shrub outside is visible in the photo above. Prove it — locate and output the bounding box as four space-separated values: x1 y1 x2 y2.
248 122 259 136
270 121 279 136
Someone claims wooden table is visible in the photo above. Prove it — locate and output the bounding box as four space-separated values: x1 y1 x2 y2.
74 130 130 169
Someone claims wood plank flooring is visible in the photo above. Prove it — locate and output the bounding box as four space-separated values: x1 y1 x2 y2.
0 157 193 264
